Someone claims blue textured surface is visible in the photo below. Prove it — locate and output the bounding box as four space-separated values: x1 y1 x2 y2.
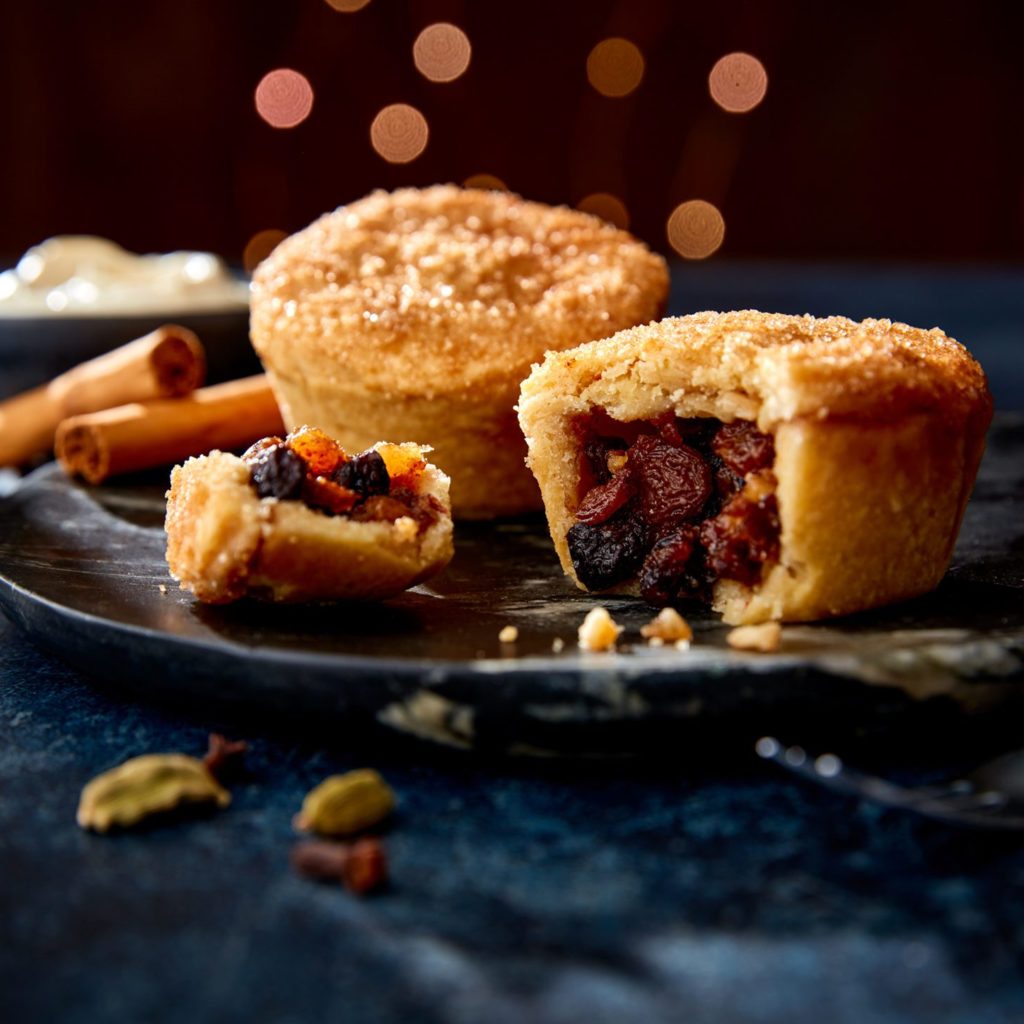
3 262 1024 1022
3 609 1024 1024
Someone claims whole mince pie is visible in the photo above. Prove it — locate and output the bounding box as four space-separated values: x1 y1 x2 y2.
249 185 668 520
518 310 992 624
165 426 453 603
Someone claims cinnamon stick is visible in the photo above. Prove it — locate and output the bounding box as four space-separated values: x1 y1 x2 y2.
55 375 285 484
0 325 206 467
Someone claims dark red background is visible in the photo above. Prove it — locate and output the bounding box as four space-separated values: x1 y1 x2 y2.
2 0 1022 265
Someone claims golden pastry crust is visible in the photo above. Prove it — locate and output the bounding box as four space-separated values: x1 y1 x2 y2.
250 185 669 518
518 310 992 624
165 444 453 603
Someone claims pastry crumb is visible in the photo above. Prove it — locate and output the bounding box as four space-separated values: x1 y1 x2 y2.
606 451 628 475
498 625 519 644
726 622 781 653
393 516 418 541
578 606 622 652
641 608 693 644
674 638 691 651
648 636 664 648
158 584 168 594
551 637 565 653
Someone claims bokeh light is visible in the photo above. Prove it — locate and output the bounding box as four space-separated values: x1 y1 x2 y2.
414 23 472 83
255 69 314 129
324 0 372 11
243 229 288 275
370 104 429 163
586 38 645 98
464 173 507 191
667 200 725 259
709 53 768 113
578 192 630 230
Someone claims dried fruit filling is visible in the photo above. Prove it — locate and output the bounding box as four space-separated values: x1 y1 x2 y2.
241 428 441 529
567 415 780 603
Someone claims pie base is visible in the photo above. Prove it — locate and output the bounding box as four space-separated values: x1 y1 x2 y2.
165 447 453 604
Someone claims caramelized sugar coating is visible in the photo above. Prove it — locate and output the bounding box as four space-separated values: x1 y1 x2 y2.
519 311 992 624
250 185 669 518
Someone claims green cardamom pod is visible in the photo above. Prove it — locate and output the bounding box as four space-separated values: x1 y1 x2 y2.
77 753 231 833
295 769 395 836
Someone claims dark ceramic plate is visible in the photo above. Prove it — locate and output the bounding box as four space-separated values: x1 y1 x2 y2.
1 418 1023 754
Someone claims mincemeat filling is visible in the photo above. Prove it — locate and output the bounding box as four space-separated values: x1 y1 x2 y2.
567 414 780 603
241 428 441 528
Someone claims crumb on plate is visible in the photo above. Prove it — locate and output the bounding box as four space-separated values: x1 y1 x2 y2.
641 608 693 645
578 606 622 652
726 621 781 653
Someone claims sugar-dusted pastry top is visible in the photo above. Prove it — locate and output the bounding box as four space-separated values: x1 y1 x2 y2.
520 310 991 430
251 185 668 395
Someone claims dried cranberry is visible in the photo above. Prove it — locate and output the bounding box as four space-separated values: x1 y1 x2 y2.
249 445 304 500
700 491 780 586
335 450 390 498
567 505 648 590
630 434 712 529
575 470 636 525
712 421 774 477
638 527 701 604
581 436 626 485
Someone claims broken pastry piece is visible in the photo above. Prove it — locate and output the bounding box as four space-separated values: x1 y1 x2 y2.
165 427 453 603
518 310 992 625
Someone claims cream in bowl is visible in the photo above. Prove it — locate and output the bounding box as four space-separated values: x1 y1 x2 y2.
0 236 249 317
0 237 256 393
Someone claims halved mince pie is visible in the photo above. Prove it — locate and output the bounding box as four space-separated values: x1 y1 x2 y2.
165 427 453 603
518 310 992 624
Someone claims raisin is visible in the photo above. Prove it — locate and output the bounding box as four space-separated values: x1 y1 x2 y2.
287 426 345 477
708 454 741 505
567 505 649 590
650 411 684 447
638 527 701 604
700 490 780 586
712 421 774 477
675 417 718 447
582 436 626 486
241 436 284 464
302 475 358 516
335 450 390 497
630 433 712 529
249 445 305 500
575 470 636 525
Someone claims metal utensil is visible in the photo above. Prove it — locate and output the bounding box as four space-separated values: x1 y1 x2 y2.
755 736 1024 831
